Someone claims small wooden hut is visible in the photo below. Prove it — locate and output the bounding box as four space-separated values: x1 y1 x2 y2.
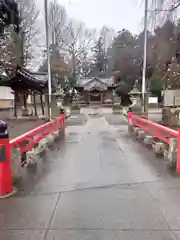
0 66 57 117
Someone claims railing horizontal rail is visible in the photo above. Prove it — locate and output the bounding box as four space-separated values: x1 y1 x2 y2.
10 115 64 151
0 114 65 197
128 111 180 173
131 114 178 144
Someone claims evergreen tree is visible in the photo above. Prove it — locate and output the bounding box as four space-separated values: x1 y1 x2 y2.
92 37 106 72
0 0 20 34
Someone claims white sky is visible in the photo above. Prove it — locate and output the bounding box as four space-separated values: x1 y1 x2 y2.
36 0 144 34
33 0 144 70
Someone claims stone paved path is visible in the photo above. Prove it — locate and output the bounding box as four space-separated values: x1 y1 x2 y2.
0 111 180 240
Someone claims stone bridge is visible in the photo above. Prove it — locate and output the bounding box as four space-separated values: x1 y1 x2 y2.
0 108 180 240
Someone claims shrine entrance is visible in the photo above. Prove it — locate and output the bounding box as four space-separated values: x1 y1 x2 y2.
75 76 115 105
90 91 101 102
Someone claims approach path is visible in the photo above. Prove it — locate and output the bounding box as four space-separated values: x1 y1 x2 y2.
0 109 180 240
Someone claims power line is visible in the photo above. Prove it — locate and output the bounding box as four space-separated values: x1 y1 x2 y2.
149 1 180 18
145 0 180 31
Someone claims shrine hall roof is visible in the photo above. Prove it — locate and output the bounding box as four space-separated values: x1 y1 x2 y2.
0 67 57 93
76 76 115 87
75 76 116 91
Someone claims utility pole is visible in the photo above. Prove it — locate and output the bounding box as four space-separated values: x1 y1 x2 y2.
44 0 52 120
51 1 55 46
142 0 148 115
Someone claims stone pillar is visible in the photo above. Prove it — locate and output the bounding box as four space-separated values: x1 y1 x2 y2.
88 92 90 104
168 138 178 168
101 92 103 104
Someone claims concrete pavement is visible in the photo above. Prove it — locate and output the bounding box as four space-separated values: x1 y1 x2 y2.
1 111 180 239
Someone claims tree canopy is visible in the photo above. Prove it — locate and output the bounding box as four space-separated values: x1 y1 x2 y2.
0 0 180 104
105 19 180 99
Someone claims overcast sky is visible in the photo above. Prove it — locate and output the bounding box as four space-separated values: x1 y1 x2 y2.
36 0 144 34
32 0 144 70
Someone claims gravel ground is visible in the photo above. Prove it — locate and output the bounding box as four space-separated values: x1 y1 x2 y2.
105 114 127 125
0 110 46 139
65 113 88 126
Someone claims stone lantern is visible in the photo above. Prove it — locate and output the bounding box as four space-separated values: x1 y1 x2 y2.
128 80 144 115
51 86 64 117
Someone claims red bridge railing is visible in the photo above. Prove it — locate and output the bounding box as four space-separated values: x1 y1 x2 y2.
0 114 65 197
128 112 180 172
10 114 64 152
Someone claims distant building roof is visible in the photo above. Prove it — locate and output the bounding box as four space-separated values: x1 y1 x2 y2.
0 67 58 93
76 76 115 91
77 76 114 86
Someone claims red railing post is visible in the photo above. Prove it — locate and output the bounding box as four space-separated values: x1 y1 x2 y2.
128 111 132 126
0 121 12 196
128 111 133 132
176 129 180 172
61 113 65 129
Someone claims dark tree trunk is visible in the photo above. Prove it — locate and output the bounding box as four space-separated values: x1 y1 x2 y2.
22 93 29 116
46 94 50 119
33 94 37 117
23 93 28 110
121 94 132 106
40 93 44 115
72 51 76 76
14 92 17 118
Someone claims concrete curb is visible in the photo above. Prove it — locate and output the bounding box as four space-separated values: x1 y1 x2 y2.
130 125 177 168
11 128 64 181
0 188 18 199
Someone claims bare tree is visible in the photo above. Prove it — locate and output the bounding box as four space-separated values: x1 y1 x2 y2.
166 57 180 89
48 0 68 46
47 2 96 76
99 26 116 72
148 0 180 28
0 0 40 73
18 0 40 67
100 25 115 51
0 26 20 72
60 20 96 75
